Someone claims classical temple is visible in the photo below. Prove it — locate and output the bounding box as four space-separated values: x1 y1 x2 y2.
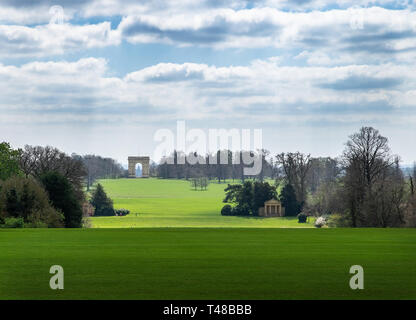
258 199 285 217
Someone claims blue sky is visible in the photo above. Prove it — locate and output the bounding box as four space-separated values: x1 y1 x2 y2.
0 0 415 164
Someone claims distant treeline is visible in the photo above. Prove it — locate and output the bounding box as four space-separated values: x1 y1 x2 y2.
155 149 339 189
74 154 127 190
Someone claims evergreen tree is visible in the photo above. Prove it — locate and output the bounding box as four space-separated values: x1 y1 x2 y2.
6 188 21 217
21 182 36 219
40 171 83 228
90 183 114 216
279 184 301 216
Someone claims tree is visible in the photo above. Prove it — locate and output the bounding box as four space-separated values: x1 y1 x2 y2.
252 181 277 216
276 152 312 207
306 157 340 193
40 172 83 228
199 177 209 190
5 188 21 218
343 127 393 189
342 127 402 227
90 183 114 216
190 178 199 191
406 163 416 226
0 176 64 227
0 142 21 180
304 180 343 216
279 184 301 216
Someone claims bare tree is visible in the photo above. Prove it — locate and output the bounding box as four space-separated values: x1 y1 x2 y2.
276 152 312 206
342 127 403 227
19 145 87 200
409 162 416 196
343 127 394 190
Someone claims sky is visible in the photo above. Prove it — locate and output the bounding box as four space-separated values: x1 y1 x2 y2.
0 0 416 165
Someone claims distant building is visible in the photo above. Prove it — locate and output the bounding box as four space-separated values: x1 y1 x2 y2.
258 199 285 217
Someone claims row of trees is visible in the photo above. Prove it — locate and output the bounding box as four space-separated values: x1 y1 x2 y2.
156 150 275 182
155 150 339 194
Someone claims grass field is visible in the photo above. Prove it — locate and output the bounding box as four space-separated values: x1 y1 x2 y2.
1 228 415 299
2 178 414 300
90 178 313 228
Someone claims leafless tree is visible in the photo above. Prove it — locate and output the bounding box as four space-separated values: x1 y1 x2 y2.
19 145 86 200
343 127 394 190
307 157 341 193
276 152 312 205
342 127 404 227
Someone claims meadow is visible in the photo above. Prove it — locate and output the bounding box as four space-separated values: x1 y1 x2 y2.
1 178 415 300
90 178 312 228
1 228 415 299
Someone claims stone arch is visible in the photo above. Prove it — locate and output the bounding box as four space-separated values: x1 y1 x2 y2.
128 156 150 178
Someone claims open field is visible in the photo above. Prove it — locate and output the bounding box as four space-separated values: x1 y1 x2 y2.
0 228 415 300
90 178 313 228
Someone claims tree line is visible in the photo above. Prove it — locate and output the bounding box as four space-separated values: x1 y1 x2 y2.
153 127 416 227
0 144 127 228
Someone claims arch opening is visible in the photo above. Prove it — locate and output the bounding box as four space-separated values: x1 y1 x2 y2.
135 163 143 177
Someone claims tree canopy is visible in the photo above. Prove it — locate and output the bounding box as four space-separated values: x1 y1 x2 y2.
0 142 21 181
40 171 83 228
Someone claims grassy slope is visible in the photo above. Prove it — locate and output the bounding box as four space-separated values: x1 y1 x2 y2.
0 228 415 300
90 178 314 228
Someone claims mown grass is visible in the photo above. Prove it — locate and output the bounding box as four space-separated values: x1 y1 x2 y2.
0 228 415 299
90 178 314 228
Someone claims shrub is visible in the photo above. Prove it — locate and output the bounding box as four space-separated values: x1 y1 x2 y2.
115 209 130 216
314 216 327 228
297 213 307 223
82 216 92 228
26 220 48 228
326 213 352 228
4 217 24 228
232 204 251 216
27 208 64 228
221 205 233 216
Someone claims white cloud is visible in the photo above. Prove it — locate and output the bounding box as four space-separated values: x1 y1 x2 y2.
0 57 415 127
0 22 119 58
0 5 414 60
115 7 416 66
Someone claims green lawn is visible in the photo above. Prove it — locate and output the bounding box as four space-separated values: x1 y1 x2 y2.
90 178 314 228
1 228 415 299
